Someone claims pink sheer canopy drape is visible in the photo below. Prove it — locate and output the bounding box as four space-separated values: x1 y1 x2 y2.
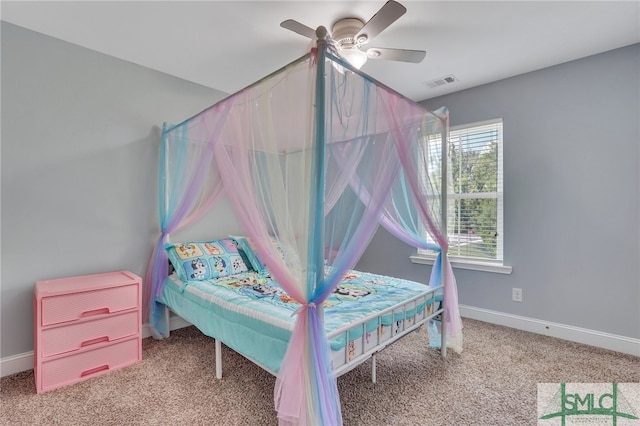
145 109 231 337
146 37 462 425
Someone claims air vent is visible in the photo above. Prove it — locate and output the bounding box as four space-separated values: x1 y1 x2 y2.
424 75 458 89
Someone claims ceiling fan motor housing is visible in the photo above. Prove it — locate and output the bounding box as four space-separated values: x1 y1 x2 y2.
281 1 426 66
331 18 366 47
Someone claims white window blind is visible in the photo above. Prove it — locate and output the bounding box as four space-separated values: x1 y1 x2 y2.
420 119 504 263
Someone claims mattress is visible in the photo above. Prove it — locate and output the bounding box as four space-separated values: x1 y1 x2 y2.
158 269 441 374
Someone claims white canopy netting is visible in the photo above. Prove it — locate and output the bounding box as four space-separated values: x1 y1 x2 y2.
145 35 462 425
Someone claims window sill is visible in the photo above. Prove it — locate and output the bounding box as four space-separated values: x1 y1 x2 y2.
410 255 513 274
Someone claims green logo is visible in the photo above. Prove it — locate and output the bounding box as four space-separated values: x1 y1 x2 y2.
539 383 639 425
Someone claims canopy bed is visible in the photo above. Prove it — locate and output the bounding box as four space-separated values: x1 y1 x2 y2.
144 31 462 426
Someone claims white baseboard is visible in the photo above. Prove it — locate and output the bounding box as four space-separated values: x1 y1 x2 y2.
0 352 35 378
459 304 640 357
3 308 636 378
140 315 192 339
0 316 194 378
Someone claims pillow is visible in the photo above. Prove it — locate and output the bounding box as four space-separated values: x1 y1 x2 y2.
165 238 249 282
229 235 290 274
229 235 266 274
232 240 254 273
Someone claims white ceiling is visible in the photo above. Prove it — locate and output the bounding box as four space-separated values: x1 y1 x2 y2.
2 1 639 102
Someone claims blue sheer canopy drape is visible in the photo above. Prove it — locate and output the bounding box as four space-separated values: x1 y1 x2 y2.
146 37 462 426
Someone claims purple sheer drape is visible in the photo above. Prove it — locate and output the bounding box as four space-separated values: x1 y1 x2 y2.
146 40 461 425
145 106 232 336
383 103 463 352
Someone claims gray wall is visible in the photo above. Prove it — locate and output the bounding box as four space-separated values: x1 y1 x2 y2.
1 23 243 358
357 44 640 339
2 22 638 363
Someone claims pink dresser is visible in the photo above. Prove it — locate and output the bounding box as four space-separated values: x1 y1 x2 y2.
34 270 142 393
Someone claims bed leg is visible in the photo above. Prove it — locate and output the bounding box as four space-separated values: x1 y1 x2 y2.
215 339 222 379
164 304 170 336
371 354 377 384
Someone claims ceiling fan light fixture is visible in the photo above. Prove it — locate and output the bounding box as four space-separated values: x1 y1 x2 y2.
339 46 368 69
282 1 425 68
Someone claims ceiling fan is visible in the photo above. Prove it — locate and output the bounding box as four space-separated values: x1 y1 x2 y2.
280 0 426 70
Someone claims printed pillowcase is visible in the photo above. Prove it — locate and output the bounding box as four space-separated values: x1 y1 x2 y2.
229 235 267 274
165 238 249 282
229 235 288 275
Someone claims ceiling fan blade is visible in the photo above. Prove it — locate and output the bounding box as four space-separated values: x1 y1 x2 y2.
364 47 426 63
355 0 407 44
280 19 316 39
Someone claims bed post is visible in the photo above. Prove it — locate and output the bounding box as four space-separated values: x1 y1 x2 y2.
163 304 170 335
162 122 170 220
312 27 328 324
440 112 449 358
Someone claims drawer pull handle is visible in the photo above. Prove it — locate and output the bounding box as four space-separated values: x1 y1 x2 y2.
80 308 110 317
80 364 109 377
80 336 110 347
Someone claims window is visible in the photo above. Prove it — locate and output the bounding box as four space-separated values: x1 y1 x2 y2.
415 118 509 273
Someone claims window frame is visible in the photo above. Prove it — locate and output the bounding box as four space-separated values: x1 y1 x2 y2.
412 118 512 274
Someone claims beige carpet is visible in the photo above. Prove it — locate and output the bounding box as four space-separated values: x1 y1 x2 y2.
1 319 638 425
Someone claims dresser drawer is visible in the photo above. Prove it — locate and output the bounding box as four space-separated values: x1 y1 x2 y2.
40 310 139 358
40 284 138 326
34 271 142 393
39 335 140 392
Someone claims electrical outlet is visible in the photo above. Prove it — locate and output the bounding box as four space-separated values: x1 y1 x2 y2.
512 288 523 302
